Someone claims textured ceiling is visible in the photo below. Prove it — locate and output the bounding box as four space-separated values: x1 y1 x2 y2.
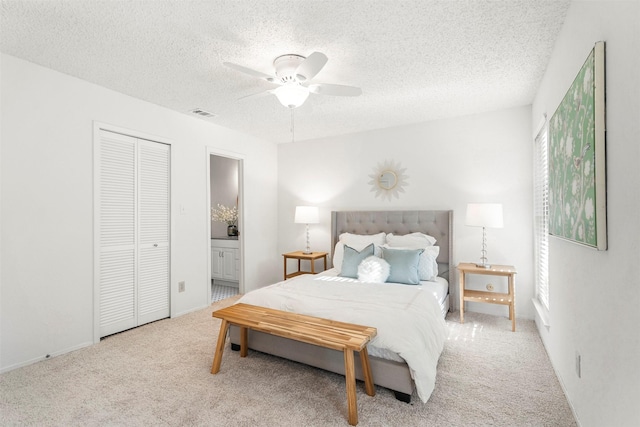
0 0 571 143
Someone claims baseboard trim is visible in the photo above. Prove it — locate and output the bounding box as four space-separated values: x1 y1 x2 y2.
0 341 94 374
537 333 582 427
171 303 209 318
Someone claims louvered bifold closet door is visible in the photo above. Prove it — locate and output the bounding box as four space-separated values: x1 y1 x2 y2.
137 139 170 325
99 131 137 337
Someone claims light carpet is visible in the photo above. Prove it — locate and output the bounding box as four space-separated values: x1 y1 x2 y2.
0 297 576 426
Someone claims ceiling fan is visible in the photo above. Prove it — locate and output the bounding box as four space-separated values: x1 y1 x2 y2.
223 52 362 109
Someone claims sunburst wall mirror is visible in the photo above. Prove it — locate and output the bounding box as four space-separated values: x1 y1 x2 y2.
368 160 409 201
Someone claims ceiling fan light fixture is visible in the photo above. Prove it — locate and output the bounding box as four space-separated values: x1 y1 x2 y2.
224 51 361 109
274 82 309 109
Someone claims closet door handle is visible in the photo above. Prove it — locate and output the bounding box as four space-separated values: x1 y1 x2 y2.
153 244 158 247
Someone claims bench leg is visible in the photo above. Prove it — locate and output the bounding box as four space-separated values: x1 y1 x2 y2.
359 347 375 397
211 319 229 374
240 326 248 357
344 349 358 426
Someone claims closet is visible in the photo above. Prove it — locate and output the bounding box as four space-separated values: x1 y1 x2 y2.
96 129 171 338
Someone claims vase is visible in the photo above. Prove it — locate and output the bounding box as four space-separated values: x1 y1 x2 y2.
227 225 238 237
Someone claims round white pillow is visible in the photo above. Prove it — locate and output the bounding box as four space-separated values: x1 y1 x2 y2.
357 256 390 283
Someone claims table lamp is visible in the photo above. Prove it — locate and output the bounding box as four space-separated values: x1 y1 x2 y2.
294 206 319 254
465 203 503 268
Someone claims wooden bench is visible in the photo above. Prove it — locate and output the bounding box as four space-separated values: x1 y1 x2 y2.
211 303 377 426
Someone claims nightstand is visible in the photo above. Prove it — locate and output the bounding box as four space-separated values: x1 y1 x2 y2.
457 262 517 331
282 251 328 280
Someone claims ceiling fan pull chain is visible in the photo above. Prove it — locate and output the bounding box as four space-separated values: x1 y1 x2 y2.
291 108 295 143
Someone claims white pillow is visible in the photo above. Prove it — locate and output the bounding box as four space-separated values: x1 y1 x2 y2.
333 232 386 271
357 256 390 283
333 242 344 270
383 244 439 281
340 232 386 248
386 232 436 247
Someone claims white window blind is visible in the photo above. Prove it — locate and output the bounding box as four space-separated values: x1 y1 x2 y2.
533 122 550 310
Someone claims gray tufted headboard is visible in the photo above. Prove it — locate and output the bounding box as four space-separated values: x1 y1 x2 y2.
331 210 453 281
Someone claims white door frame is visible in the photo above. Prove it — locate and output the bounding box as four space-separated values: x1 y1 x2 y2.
92 122 174 344
206 147 245 301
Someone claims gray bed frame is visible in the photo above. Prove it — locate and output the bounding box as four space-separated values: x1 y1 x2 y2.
229 210 453 402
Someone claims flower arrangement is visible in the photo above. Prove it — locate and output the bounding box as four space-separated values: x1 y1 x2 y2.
210 204 238 226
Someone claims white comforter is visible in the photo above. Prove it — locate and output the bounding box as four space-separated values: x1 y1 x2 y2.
237 272 447 403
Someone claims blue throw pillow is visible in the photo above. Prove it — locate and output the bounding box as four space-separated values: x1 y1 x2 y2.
339 243 375 278
382 247 423 285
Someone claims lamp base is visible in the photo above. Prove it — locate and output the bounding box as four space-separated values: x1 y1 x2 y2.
303 223 312 255
476 263 492 269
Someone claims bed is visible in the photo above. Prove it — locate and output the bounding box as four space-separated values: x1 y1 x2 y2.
229 210 453 403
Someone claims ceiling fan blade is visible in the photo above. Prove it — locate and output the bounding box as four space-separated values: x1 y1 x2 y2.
223 62 277 83
308 83 362 97
237 90 273 101
295 52 328 82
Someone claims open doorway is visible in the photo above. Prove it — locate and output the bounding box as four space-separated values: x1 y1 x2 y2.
209 154 242 303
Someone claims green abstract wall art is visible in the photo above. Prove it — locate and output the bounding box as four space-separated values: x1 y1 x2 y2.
549 42 606 250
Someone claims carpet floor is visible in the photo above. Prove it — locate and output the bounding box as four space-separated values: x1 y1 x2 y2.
0 297 576 426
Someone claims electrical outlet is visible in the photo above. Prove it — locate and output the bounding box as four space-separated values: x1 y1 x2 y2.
178 281 185 292
575 352 582 378
486 283 494 291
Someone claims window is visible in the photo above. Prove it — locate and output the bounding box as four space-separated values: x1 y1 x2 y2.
533 121 550 311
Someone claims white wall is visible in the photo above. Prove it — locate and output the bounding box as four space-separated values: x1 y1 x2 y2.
0 54 280 372
531 2 640 426
278 105 534 318
0 52 4 373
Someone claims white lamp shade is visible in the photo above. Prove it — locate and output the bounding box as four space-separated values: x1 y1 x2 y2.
294 206 319 224
274 83 310 109
465 203 504 228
